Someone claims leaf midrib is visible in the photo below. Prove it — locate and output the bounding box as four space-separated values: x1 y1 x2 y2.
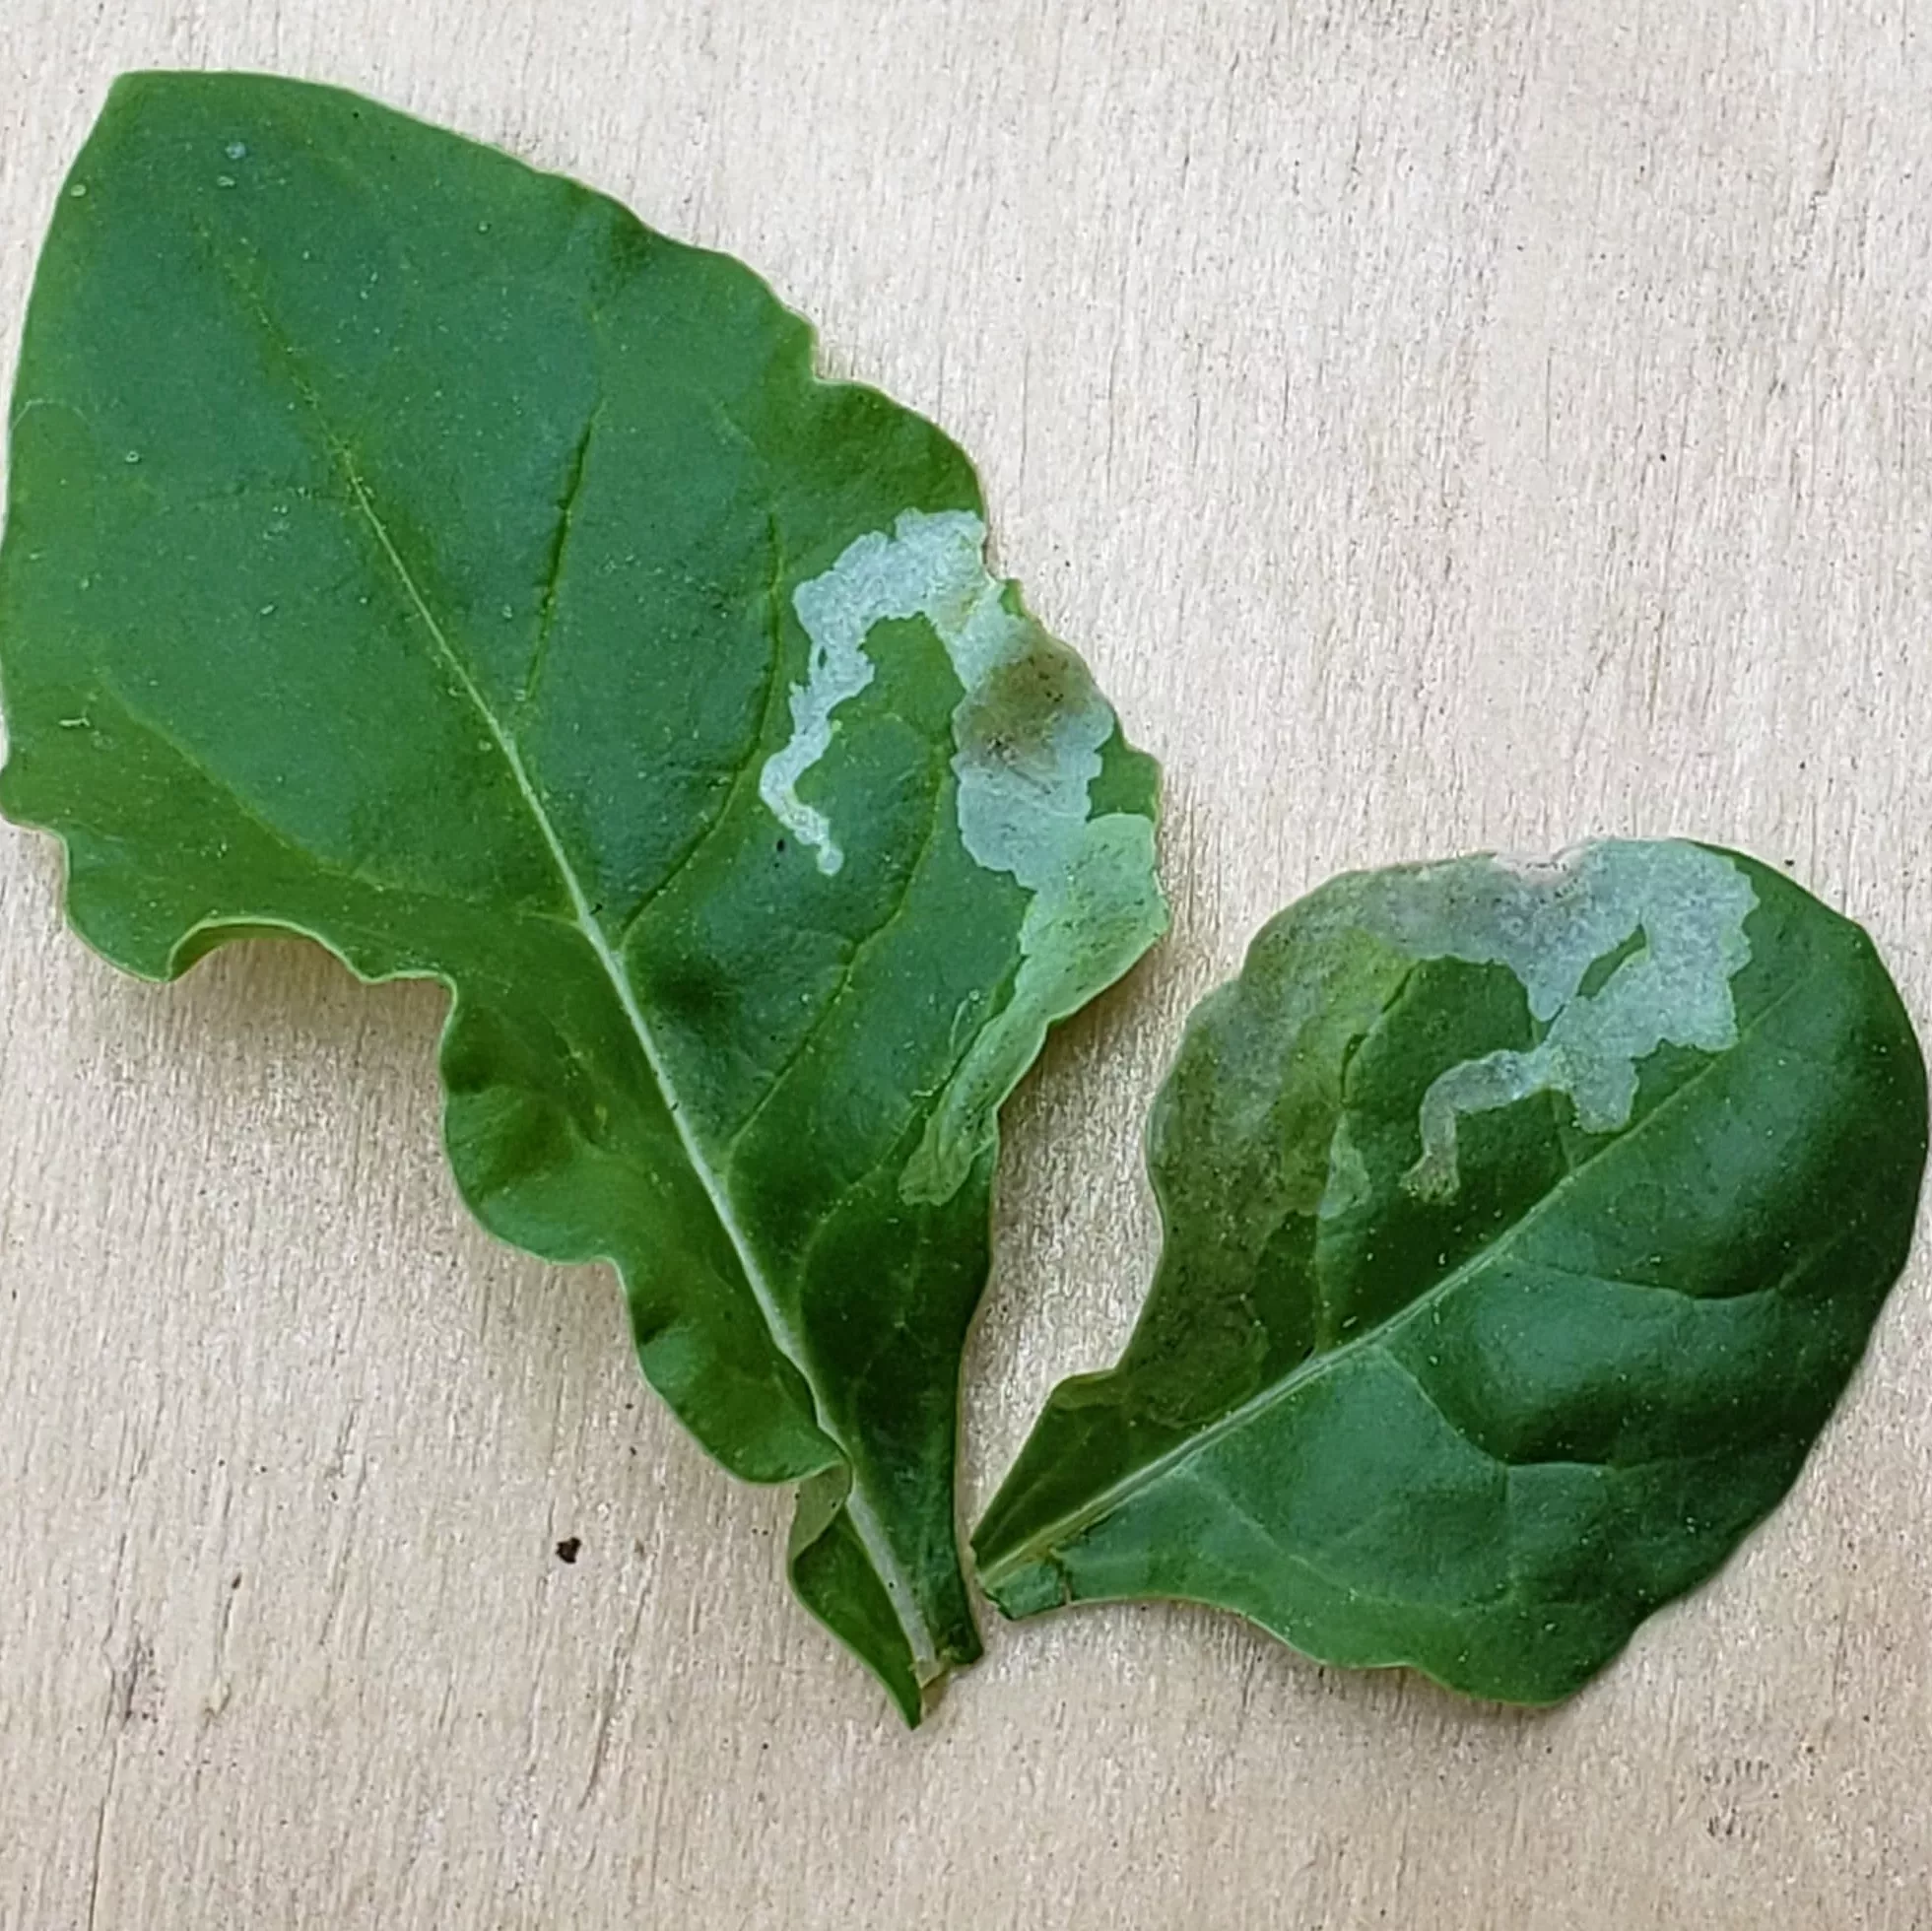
333 460 938 1666
975 961 1822 1590
194 232 938 1674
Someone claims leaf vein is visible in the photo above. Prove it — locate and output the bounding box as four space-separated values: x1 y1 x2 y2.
724 752 952 1165
518 399 603 712
976 964 1827 1587
609 510 788 947
190 233 941 1671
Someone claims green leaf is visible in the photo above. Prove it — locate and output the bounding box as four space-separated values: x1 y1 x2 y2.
0 71 1167 1722
974 840 1925 1703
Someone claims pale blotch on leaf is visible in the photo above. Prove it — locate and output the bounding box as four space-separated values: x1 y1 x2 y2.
1354 840 1758 1202
759 507 1114 880
1316 1114 1371 1221
758 508 1165 1204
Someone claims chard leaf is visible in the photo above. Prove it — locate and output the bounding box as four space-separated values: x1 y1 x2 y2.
0 72 1167 1722
973 840 1925 1703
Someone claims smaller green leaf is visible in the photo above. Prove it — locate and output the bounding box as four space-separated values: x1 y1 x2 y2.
973 840 1928 1702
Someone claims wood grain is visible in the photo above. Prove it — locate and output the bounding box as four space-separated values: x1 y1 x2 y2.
4 2 1931 1925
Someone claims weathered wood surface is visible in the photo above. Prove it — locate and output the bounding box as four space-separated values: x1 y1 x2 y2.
4 3 1930 1924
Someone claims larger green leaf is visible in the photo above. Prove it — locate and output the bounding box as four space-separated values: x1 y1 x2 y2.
0 72 1166 1721
974 840 1925 1702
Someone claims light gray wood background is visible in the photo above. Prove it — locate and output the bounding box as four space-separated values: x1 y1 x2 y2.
4 2 1930 1925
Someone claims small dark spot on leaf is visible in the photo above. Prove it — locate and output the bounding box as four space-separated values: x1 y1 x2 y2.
555 1536 582 1565
643 953 733 1025
962 630 1082 772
